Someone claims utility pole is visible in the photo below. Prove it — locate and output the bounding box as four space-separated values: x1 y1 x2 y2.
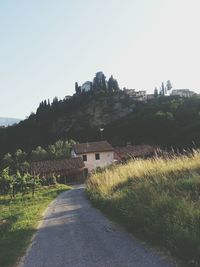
100 128 104 140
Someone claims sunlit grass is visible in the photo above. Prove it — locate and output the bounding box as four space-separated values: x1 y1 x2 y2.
87 151 200 266
0 184 71 267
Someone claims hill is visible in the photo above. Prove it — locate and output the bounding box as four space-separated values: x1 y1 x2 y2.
0 90 200 159
104 95 200 148
0 90 136 158
0 117 21 127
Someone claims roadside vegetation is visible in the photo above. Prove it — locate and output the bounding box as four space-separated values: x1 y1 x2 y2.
0 184 70 267
87 151 200 266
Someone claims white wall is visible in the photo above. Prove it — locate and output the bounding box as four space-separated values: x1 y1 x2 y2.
72 150 114 172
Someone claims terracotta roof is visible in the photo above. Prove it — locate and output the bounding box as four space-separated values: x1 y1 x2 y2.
30 157 84 175
73 141 114 154
114 145 157 161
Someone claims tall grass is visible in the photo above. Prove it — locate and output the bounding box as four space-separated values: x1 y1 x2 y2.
87 151 200 266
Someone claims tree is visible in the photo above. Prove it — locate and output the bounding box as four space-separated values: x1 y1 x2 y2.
93 72 107 91
154 87 158 98
160 82 165 96
166 80 173 92
0 167 12 195
2 153 14 170
108 76 114 91
75 82 81 94
14 149 27 163
47 139 76 160
108 75 120 91
14 149 28 173
53 97 58 104
31 146 48 161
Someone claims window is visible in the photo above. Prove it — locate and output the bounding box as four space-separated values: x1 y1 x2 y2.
83 155 87 162
95 153 100 160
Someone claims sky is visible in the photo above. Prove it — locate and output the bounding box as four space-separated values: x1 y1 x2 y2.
0 0 200 119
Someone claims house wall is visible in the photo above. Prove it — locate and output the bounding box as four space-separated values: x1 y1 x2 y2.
72 150 114 172
171 89 195 97
81 82 91 92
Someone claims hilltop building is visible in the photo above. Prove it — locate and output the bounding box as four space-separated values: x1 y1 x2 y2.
147 94 155 100
171 89 196 97
123 88 148 102
81 81 92 92
75 72 120 94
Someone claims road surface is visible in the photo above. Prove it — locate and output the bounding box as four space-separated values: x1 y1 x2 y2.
19 185 177 267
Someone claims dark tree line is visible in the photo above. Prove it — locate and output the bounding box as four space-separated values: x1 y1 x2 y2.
0 82 200 165
0 139 75 173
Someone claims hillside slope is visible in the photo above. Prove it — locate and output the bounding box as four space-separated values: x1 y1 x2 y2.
1 91 200 159
0 91 136 158
87 152 200 266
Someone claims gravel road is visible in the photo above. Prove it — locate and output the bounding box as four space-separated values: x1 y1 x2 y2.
19 185 177 267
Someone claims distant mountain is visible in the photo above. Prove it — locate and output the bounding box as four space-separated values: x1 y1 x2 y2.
0 117 21 127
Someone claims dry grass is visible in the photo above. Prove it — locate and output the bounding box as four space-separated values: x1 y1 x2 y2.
87 151 200 266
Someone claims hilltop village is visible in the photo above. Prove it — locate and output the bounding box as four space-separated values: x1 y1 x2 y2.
73 71 196 102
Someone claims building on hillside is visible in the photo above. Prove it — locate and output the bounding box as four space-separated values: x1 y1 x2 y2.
30 158 85 183
64 95 72 100
171 89 196 97
114 144 158 162
123 88 147 102
71 141 114 172
147 94 155 100
81 81 92 92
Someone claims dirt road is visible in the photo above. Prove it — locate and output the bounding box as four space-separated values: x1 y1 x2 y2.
19 185 176 267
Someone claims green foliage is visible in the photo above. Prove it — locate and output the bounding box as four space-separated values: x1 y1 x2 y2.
1 150 30 174
30 139 75 161
0 168 12 195
0 184 70 267
1 92 200 160
104 96 200 148
0 168 40 197
47 139 75 160
154 87 158 97
31 146 48 161
0 139 75 176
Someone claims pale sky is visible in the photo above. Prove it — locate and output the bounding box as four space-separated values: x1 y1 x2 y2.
0 0 200 118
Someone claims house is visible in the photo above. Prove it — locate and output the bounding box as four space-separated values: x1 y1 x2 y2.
114 144 158 162
72 141 114 172
171 89 196 97
147 94 155 100
81 81 92 92
123 88 147 102
30 157 85 183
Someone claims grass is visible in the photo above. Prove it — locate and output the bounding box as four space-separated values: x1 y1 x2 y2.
86 151 200 266
0 184 71 267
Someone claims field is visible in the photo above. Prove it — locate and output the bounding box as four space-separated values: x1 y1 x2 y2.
87 151 200 266
0 184 71 267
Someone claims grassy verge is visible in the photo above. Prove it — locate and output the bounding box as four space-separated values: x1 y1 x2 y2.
86 152 200 266
0 184 71 267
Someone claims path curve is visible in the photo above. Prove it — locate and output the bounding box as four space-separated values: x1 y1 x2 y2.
19 185 177 267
